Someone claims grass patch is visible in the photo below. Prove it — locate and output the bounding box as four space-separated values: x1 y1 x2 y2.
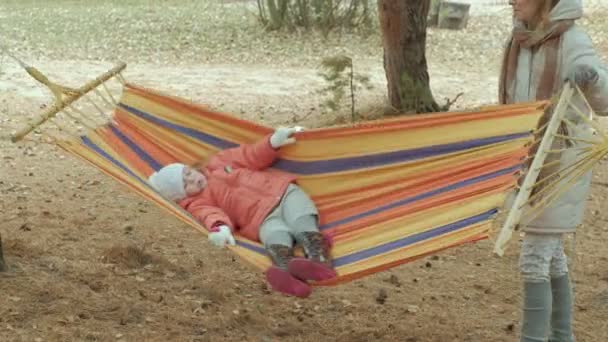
0 0 383 67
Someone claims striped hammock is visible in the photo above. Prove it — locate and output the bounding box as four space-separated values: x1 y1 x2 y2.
51 83 548 285
15 63 604 286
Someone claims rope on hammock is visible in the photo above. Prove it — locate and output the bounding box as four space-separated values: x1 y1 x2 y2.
12 62 126 141
93 87 117 109
493 83 608 255
2 44 127 142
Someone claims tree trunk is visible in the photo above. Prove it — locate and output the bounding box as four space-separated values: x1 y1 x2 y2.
266 0 289 30
378 0 439 114
0 233 6 272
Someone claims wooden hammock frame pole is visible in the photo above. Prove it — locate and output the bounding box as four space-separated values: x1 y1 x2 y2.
493 83 575 256
11 62 127 143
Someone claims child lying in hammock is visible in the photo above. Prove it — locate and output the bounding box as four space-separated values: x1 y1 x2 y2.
148 127 336 298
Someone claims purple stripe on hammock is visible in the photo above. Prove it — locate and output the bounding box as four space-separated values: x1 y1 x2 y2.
118 102 530 175
331 209 495 267
235 209 495 267
319 165 518 230
80 135 496 269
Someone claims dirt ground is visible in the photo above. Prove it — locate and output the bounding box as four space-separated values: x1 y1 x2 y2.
1 1 607 341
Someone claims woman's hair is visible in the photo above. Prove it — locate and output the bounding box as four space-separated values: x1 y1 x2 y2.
534 0 560 29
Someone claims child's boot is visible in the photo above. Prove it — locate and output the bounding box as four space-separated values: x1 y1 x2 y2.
288 232 336 281
265 244 311 298
549 274 574 342
521 281 552 342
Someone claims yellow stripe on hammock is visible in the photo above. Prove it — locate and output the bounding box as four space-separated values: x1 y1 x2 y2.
51 83 546 286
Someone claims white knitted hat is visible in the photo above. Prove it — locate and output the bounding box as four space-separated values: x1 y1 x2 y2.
148 163 187 201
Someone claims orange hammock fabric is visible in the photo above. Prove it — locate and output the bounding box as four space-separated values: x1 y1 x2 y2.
56 84 546 285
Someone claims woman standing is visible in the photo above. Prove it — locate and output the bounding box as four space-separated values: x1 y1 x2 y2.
500 0 608 341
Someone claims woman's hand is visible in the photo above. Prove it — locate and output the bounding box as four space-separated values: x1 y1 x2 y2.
567 64 599 89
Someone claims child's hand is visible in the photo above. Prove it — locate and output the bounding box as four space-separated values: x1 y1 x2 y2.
208 225 236 248
270 126 305 148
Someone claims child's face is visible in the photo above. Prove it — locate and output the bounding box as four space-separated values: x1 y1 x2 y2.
183 166 207 196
